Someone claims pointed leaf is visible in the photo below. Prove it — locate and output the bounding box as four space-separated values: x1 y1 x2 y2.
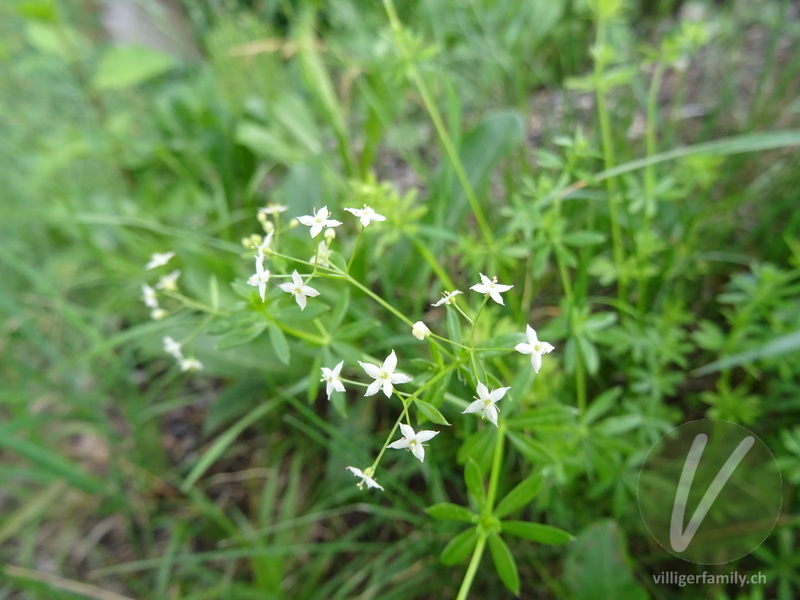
426 503 476 523
494 474 544 519
440 527 479 566
268 324 290 365
414 399 450 426
502 520 573 545
464 459 485 507
488 533 520 596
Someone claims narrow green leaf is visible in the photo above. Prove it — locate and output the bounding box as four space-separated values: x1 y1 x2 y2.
488 533 520 595
269 324 291 365
502 520 573 545
464 459 485 507
440 527 479 566
426 503 476 522
446 306 462 345
414 399 450 426
494 474 544 519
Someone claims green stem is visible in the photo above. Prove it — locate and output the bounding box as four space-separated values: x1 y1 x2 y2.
455 534 487 600
347 227 364 273
485 421 506 510
594 18 626 301
382 0 495 248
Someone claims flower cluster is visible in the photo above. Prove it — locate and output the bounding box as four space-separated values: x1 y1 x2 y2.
162 336 203 372
141 254 181 320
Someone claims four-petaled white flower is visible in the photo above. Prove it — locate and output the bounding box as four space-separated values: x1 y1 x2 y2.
345 205 386 227
180 357 203 372
359 350 412 397
462 382 510 427
470 273 513 306
320 361 345 400
146 252 175 270
163 336 183 360
297 206 342 238
278 270 320 310
156 270 181 292
514 325 555 373
141 284 159 309
346 466 384 491
432 290 463 307
258 203 288 216
387 423 439 463
247 256 271 302
412 321 431 341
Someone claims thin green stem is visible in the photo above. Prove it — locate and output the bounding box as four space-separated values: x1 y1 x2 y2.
347 227 364 273
455 535 487 600
485 421 506 510
382 0 495 248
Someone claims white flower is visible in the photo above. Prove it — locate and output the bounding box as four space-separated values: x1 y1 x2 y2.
146 252 175 270
155 270 181 292
358 350 412 398
310 240 331 268
180 357 203 372
278 270 320 310
247 256 271 302
432 290 463 307
141 284 159 309
297 206 342 238
514 325 555 373
344 204 386 227
258 203 288 216
320 361 345 400
462 382 510 427
163 336 183 360
346 466 384 491
151 308 168 320
387 423 439 463
470 273 513 306
412 321 431 341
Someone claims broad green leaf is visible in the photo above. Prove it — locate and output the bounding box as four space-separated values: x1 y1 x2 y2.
440 527 479 566
502 520 573 545
426 503 476 522
464 459 485 507
488 534 520 595
268 324 291 365
414 399 450 426
494 474 544 519
563 520 648 600
93 45 175 90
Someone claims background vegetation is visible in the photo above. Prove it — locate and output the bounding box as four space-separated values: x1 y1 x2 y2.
1 0 799 598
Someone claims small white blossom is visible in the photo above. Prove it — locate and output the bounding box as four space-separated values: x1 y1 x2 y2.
359 350 412 398
514 325 555 374
155 270 181 292
344 205 386 227
346 466 384 491
258 203 288 216
470 273 513 306
247 256 271 302
432 290 463 307
387 423 439 463
146 252 175 270
324 227 336 241
462 382 510 427
278 270 320 310
141 284 159 309
163 336 183 360
412 321 431 341
320 361 345 400
180 357 203 372
310 240 331 268
297 206 342 238
151 308 168 321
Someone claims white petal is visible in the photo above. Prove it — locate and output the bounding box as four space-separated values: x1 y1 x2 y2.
411 444 425 462
359 361 381 379
325 381 335 399
302 285 320 298
317 206 330 220
489 386 510 402
332 379 345 393
309 223 323 237
515 342 533 355
370 213 386 222
415 430 439 443
346 466 364 477
398 423 416 439
476 382 489 400
541 342 555 354
291 271 303 286
388 438 410 450
296 293 307 310
360 215 371 227
485 404 499 427
383 350 398 373
462 399 485 414
470 283 488 294
532 352 542 373
381 380 394 397
390 372 412 385
365 477 384 491
297 215 315 227
331 361 344 377
489 290 505 305
526 325 539 345
365 379 382 397
278 282 294 293
494 283 513 292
